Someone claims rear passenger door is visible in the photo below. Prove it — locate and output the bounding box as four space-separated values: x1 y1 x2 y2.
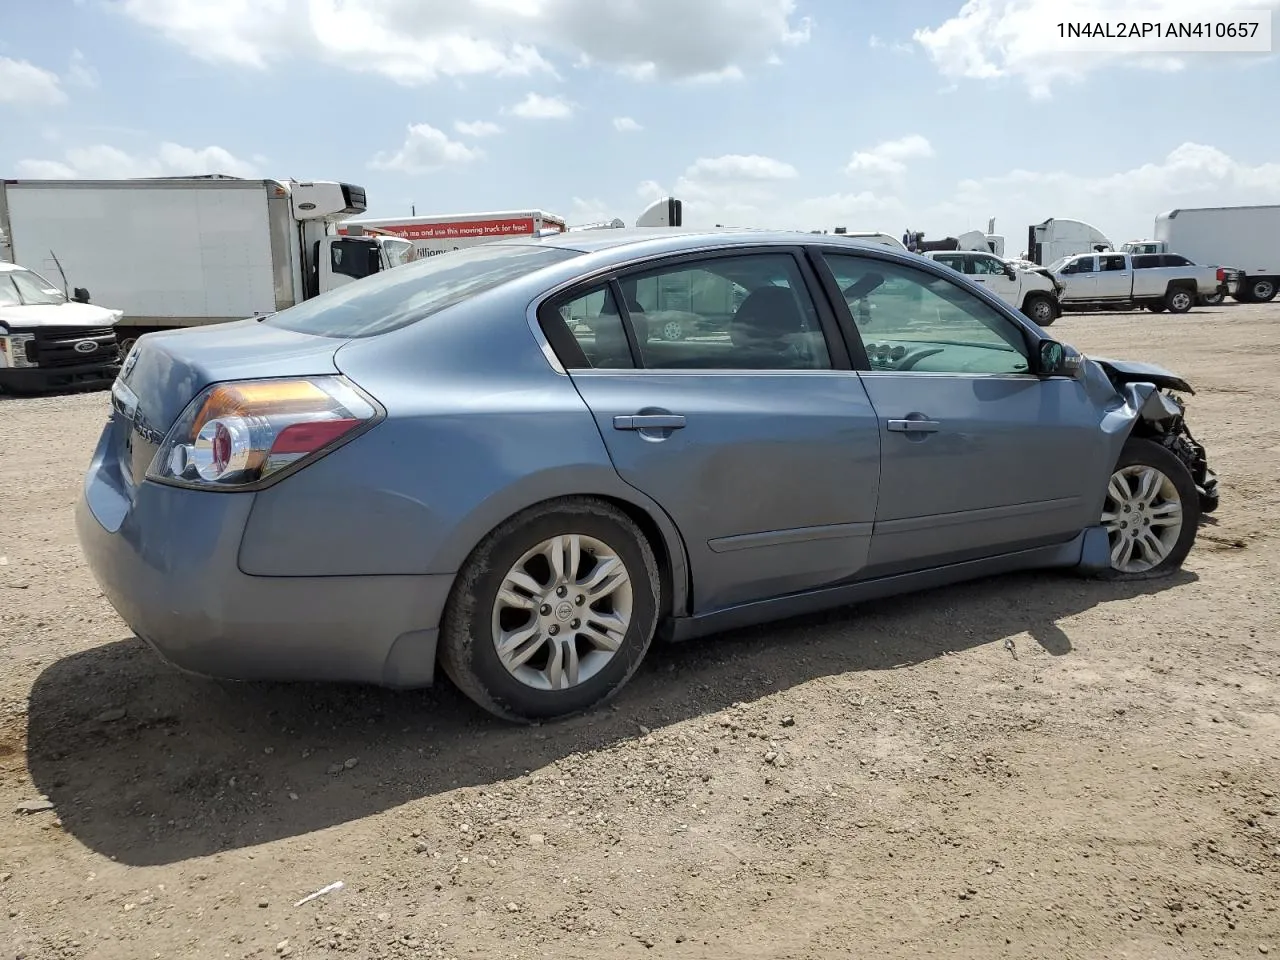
538 250 882 613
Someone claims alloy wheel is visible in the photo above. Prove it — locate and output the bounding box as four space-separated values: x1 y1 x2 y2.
1101 464 1184 573
490 534 634 691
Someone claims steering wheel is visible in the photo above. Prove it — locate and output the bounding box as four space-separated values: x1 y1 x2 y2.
895 348 946 371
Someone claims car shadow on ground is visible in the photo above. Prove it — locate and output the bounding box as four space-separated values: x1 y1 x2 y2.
25 567 1195 866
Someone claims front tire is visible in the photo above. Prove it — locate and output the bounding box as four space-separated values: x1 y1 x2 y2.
1022 294 1056 326
439 497 661 723
1099 437 1200 580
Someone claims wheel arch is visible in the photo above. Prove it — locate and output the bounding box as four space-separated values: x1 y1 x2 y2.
435 474 692 623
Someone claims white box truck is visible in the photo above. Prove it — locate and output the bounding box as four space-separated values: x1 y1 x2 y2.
0 176 417 356
1121 205 1279 303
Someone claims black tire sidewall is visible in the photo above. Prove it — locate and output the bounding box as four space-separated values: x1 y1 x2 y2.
1105 437 1201 578
1024 295 1054 326
444 504 659 721
1165 289 1193 313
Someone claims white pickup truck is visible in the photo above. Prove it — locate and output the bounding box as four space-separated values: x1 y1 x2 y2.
1050 251 1229 314
923 249 1064 326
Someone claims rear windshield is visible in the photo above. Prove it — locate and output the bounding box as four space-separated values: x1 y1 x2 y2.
265 243 580 338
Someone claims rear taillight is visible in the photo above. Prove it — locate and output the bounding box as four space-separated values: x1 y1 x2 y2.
1216 268 1226 282
147 376 380 490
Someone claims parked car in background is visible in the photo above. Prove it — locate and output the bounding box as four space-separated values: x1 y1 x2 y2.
1051 251 1229 313
0 261 122 393
77 229 1218 723
923 249 1063 326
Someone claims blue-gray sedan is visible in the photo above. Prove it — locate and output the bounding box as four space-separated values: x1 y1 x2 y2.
76 229 1220 722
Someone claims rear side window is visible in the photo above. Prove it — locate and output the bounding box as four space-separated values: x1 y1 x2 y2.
1162 254 1192 266
266 243 579 338
1132 255 1160 269
545 284 636 370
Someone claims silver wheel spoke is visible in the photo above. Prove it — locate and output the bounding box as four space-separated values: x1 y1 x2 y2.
1137 529 1168 563
580 614 626 652
579 555 628 601
1116 535 1136 570
545 638 580 689
1148 501 1182 527
1100 509 1120 530
545 534 581 583
497 624 544 670
497 586 537 611
1107 475 1130 505
1135 467 1161 505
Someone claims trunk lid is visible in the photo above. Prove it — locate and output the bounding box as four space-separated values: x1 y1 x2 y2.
110 318 346 491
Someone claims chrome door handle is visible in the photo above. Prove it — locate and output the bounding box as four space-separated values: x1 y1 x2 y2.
887 418 940 433
614 414 686 430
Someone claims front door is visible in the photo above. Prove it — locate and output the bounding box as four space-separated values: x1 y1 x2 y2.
542 250 882 613
1061 255 1099 300
1094 253 1133 301
818 251 1108 576
968 252 1020 307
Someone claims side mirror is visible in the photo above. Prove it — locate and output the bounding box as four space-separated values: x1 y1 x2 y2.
1035 338 1066 376
1004 264 1017 279
72 287 90 303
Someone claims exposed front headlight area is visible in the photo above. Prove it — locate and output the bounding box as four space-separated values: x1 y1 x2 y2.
147 376 382 491
0 333 36 368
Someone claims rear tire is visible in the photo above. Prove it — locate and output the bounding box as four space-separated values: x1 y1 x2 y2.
439 497 661 723
1098 437 1200 580
1199 291 1224 306
1247 277 1277 303
1165 287 1194 313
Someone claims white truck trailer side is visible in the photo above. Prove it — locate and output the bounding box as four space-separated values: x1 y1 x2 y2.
1153 205 1280 303
0 177 416 354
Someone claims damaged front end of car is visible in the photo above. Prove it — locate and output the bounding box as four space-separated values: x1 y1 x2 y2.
1091 357 1220 514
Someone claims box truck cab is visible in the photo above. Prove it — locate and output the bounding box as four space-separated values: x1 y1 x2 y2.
0 261 125 392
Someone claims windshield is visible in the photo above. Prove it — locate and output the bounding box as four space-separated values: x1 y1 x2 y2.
265 242 580 338
1046 257 1070 272
1 267 68 306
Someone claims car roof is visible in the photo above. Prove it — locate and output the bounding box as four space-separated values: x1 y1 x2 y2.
508 227 905 256
0 261 28 273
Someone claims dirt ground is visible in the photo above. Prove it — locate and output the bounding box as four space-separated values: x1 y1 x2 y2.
1 304 1278 960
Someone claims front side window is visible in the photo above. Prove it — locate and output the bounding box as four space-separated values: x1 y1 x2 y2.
823 254 1030 375
618 253 832 370
1068 256 1097 274
970 255 1005 275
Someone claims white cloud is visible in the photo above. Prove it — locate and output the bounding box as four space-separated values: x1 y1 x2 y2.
67 49 99 88
846 135 934 178
685 155 798 181
613 116 643 132
16 142 259 179
0 57 67 106
913 0 1280 98
508 92 575 120
950 142 1280 247
369 123 484 173
114 0 811 86
868 34 914 54
454 119 503 137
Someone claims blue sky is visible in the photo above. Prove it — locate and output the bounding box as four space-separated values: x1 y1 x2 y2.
2 0 1278 250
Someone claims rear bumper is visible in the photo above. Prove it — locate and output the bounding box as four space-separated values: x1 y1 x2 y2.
0 361 120 393
74 422 451 688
